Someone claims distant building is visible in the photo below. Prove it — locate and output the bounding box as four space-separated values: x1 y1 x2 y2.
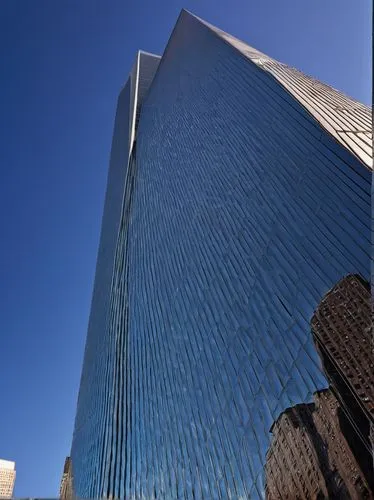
0 460 16 499
60 457 73 500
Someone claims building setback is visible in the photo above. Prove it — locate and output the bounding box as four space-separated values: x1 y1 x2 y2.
70 9 372 499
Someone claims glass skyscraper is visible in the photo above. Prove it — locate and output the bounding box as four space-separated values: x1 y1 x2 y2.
71 10 373 499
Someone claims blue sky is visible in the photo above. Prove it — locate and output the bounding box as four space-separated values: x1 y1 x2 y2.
0 0 371 497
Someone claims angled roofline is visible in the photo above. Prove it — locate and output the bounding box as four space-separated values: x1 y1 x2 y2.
138 49 161 59
178 9 373 170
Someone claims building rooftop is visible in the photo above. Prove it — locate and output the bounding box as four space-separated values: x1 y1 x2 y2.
0 460 15 471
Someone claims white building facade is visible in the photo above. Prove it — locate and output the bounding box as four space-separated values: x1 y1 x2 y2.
0 460 15 499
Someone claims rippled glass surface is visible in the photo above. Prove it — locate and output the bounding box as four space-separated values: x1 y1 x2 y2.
71 52 160 498
70 11 372 500
71 79 131 497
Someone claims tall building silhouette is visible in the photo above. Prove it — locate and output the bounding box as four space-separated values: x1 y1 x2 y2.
70 10 372 498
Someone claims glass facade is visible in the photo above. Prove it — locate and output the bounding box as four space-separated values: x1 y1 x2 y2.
71 51 160 497
71 10 372 499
